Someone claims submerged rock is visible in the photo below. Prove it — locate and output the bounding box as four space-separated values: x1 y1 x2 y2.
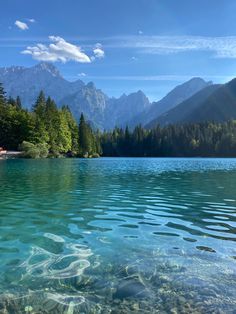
113 279 148 300
196 246 216 253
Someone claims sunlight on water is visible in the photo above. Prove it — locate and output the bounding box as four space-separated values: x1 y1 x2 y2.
0 158 236 313
21 243 92 280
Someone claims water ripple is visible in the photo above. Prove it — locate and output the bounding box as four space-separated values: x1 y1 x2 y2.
1 158 236 312
20 240 92 280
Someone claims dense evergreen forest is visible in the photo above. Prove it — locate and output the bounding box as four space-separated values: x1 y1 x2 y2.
101 122 236 157
1 83 236 158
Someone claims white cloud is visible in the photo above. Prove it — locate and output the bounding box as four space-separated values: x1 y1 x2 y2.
5 34 236 60
138 30 143 35
93 43 105 59
78 72 86 77
15 20 29 30
22 36 91 63
110 35 236 59
14 34 236 60
28 18 35 23
82 74 233 82
131 56 138 61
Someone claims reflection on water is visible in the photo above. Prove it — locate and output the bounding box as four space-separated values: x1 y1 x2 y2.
21 241 92 280
0 158 236 313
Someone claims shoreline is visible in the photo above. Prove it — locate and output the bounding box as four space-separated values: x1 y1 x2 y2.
0 151 22 159
2 155 236 160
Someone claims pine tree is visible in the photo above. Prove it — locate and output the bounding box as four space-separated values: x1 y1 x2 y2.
78 113 94 157
31 91 49 144
45 97 59 152
16 96 22 109
7 96 16 107
33 91 46 117
0 83 6 108
61 105 79 153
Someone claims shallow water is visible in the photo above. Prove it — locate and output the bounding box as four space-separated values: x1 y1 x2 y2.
0 158 236 313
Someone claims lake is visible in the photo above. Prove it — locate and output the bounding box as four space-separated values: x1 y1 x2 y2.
0 158 236 313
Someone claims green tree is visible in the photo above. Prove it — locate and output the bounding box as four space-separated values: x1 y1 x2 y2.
31 91 49 144
16 96 22 109
61 105 79 154
0 83 6 106
78 113 97 156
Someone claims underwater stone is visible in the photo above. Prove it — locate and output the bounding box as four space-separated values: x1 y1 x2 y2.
24 305 33 312
131 302 140 310
113 280 148 300
196 246 216 253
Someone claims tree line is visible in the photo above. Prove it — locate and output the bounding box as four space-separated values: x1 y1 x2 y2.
0 83 101 158
100 123 236 157
1 83 236 158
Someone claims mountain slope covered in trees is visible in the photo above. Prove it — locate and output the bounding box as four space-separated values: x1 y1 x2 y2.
146 84 221 128
147 78 236 128
1 83 236 158
185 78 236 123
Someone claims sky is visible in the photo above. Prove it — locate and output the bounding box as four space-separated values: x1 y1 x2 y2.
1 0 236 101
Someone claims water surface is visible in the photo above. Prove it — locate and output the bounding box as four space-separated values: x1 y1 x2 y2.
0 158 236 313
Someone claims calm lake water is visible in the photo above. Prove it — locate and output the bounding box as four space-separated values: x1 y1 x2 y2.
0 158 236 313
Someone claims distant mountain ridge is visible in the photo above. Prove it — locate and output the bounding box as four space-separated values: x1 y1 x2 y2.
1 62 229 130
107 90 150 129
185 78 236 123
0 62 152 129
0 62 85 108
146 84 221 128
127 78 212 128
146 78 236 128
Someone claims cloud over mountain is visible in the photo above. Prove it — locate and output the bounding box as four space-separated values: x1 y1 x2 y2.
22 36 92 63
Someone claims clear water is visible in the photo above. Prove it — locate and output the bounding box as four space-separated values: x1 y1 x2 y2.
0 158 236 313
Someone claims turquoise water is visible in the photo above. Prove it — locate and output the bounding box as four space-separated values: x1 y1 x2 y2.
0 158 236 313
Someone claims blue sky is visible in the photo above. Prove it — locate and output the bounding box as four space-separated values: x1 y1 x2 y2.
1 0 236 101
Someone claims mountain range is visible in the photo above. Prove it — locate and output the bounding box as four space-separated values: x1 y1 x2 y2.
0 63 151 129
146 78 236 128
1 62 236 129
127 77 212 128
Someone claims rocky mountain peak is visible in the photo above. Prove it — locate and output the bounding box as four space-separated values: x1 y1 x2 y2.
33 62 62 77
86 82 96 89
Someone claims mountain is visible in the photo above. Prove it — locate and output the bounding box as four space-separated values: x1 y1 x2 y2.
146 78 236 128
184 78 236 123
60 82 109 129
3 62 231 131
0 62 150 129
127 78 212 128
0 62 85 108
106 90 150 129
146 84 221 128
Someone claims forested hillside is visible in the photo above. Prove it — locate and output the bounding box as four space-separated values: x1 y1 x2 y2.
100 122 236 157
1 83 236 158
0 83 101 158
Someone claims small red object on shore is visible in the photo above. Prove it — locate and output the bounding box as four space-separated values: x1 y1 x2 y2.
0 147 7 154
